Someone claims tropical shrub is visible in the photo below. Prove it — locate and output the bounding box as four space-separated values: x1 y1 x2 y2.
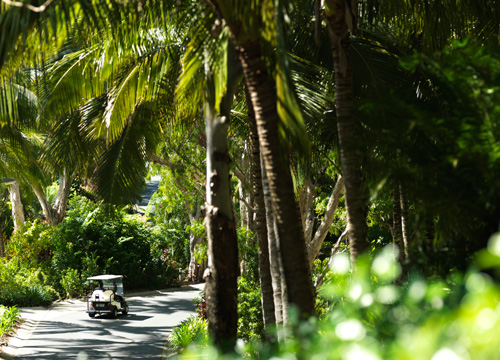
168 316 208 352
60 268 85 298
1 195 190 305
0 305 21 338
177 235 500 360
237 276 264 342
0 260 58 306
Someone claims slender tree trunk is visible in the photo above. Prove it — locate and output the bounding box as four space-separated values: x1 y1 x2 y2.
52 170 73 225
9 180 25 229
399 182 409 261
238 39 315 318
203 47 240 350
307 175 344 268
238 177 247 229
187 207 203 282
392 186 402 252
32 170 74 226
299 179 316 243
32 183 53 225
262 162 285 326
247 87 276 331
325 0 368 264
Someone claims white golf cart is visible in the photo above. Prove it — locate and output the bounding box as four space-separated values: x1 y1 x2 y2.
86 275 129 318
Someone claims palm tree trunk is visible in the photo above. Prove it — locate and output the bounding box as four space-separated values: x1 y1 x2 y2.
238 40 315 317
262 162 285 326
203 47 240 350
325 0 368 263
247 87 276 330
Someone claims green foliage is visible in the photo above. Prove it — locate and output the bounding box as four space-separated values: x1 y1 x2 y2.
0 285 55 307
361 39 500 273
60 268 85 298
168 316 208 352
178 238 500 359
6 219 53 268
2 195 190 305
193 291 206 319
0 305 21 338
237 276 264 342
0 259 58 307
193 242 207 265
237 228 259 284
187 221 206 239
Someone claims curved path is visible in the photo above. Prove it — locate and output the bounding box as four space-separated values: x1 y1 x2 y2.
1 284 204 360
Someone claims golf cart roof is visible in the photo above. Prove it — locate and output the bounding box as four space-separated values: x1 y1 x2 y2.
87 275 123 281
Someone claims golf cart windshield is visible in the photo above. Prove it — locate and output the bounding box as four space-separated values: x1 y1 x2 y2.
87 275 124 296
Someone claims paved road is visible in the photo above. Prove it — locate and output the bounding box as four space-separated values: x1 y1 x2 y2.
1 284 204 360
136 175 161 215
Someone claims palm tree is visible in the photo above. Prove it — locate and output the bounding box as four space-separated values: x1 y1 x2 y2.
322 0 369 263
205 0 316 321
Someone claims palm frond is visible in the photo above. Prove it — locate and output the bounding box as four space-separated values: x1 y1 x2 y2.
93 102 162 204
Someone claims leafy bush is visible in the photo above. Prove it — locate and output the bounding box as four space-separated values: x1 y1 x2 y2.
60 268 85 298
5 220 53 269
168 316 208 352
0 286 54 307
0 260 58 307
0 305 21 338
2 195 190 305
237 277 264 341
178 235 500 360
50 196 188 291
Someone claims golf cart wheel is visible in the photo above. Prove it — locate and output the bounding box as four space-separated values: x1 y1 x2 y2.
122 304 129 315
110 306 117 318
89 312 95 318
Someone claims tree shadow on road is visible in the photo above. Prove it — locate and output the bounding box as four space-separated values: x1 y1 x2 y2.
11 290 199 359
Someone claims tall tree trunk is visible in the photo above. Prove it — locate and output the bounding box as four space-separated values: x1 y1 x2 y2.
262 161 285 326
325 0 368 264
32 183 53 225
247 87 276 331
299 179 316 243
237 177 247 229
307 175 344 268
399 182 409 261
238 39 315 318
392 186 403 252
52 170 73 225
9 180 25 229
203 47 241 350
32 170 74 226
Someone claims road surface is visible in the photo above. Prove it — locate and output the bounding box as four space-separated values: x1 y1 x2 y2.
1 284 204 360
136 175 161 215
